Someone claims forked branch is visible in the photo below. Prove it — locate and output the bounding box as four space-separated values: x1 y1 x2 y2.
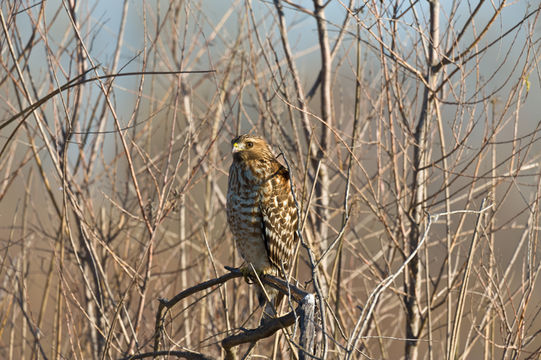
152 267 316 360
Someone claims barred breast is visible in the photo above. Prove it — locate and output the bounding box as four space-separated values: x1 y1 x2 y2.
226 162 273 273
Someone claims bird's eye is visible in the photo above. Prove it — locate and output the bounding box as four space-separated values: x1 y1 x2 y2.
246 141 253 148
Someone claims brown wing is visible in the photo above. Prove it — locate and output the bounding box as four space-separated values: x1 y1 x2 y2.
260 165 298 274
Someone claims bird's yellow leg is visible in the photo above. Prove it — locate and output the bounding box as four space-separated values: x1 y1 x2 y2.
238 265 256 284
238 264 272 285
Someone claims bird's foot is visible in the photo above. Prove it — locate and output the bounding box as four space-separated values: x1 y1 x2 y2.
239 266 257 284
239 265 271 285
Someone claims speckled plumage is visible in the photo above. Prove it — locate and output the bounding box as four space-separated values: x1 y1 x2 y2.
226 134 298 310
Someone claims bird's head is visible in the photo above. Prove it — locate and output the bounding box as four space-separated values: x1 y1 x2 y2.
230 134 274 162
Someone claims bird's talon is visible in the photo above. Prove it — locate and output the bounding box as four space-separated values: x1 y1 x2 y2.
239 267 256 284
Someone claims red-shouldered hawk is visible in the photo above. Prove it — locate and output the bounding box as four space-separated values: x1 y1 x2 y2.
226 134 298 317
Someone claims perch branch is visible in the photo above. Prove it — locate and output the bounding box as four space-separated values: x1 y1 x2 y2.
153 267 316 359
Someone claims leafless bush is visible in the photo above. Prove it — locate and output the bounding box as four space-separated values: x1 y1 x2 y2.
1 0 540 359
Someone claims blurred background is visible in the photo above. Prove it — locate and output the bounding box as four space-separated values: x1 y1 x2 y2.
1 0 540 359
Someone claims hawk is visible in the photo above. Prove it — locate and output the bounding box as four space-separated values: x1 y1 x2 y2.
226 134 298 317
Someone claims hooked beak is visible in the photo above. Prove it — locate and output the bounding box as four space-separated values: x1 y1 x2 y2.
232 142 242 153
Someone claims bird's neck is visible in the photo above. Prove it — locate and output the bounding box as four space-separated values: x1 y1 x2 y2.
235 158 279 184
